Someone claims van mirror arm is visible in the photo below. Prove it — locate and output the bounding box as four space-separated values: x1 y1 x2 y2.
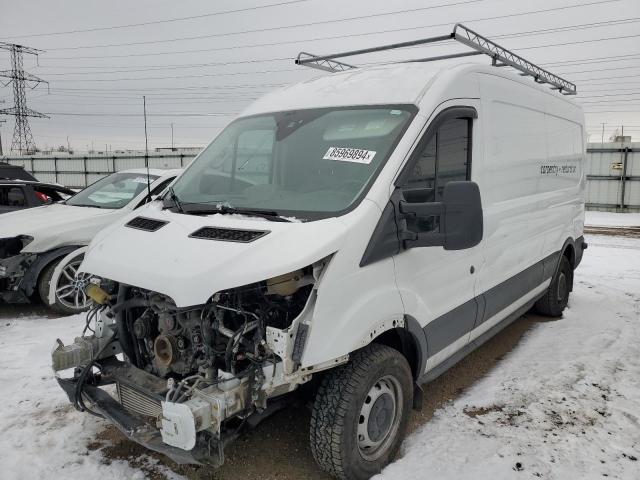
398 200 444 218
404 231 446 249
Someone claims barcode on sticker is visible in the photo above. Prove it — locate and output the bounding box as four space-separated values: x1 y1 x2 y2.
323 147 376 164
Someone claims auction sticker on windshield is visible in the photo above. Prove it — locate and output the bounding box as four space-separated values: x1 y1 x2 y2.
323 147 376 164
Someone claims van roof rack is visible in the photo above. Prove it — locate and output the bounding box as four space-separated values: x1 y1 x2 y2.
295 23 577 96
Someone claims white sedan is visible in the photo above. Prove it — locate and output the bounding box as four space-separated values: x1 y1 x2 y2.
0 168 181 314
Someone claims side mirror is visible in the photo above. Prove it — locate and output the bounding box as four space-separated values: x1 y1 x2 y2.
399 181 483 250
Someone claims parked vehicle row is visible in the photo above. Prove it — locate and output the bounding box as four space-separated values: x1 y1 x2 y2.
0 168 180 313
1 163 76 214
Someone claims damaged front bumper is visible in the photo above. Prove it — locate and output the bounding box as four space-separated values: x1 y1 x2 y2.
56 375 227 466
54 351 242 467
0 252 37 303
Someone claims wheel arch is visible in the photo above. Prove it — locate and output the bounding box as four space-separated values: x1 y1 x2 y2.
561 238 576 269
370 316 427 382
21 245 85 298
46 246 88 306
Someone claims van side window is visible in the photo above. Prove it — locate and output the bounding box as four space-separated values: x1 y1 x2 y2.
404 117 471 202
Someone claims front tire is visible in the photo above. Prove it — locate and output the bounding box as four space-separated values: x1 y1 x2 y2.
534 255 572 317
38 255 92 315
310 344 413 480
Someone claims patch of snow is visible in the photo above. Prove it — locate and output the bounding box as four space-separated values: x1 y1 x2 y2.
585 211 640 227
0 314 152 480
1 235 638 479
378 234 640 480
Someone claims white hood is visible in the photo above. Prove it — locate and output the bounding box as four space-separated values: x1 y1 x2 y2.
0 203 125 252
80 203 350 307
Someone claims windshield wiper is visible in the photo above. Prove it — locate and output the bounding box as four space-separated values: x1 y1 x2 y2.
183 204 291 222
167 186 184 213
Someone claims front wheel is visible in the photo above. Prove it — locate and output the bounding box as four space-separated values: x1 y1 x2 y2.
38 254 92 315
310 344 413 480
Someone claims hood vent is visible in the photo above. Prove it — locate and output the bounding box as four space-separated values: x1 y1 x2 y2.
189 226 269 243
125 216 168 232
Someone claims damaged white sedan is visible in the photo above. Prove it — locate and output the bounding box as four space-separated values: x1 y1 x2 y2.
0 169 180 314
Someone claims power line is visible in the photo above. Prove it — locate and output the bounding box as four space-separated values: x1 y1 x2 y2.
578 99 640 104
51 83 287 91
579 92 640 98
44 67 306 83
557 65 640 75
574 73 640 81
43 112 238 117
544 52 640 67
0 0 312 39
39 0 620 60
583 109 640 113
32 51 640 73
41 0 486 51
41 51 640 84
38 57 292 76
516 33 640 52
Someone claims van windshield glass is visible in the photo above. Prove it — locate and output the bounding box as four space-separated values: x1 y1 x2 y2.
66 172 159 209
169 106 415 219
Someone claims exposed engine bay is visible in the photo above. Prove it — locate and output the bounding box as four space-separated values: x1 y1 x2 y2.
116 268 313 381
52 260 336 466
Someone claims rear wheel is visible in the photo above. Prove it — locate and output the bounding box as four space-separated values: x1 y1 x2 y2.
38 255 92 315
310 344 413 480
534 255 572 317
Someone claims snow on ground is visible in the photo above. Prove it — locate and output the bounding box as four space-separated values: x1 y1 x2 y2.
0 313 180 479
585 211 640 227
379 234 640 480
0 234 639 480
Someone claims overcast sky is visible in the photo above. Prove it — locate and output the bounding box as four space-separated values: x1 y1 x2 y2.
1 0 640 152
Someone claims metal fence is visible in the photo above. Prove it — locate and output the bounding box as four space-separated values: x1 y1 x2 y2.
2 142 639 212
586 142 639 212
2 151 198 188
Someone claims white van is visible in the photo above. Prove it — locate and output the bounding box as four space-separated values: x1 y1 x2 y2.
52 26 586 480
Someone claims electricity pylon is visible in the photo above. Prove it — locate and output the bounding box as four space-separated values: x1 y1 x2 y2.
0 43 49 154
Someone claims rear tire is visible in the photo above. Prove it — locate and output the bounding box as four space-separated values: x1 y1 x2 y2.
534 256 572 317
310 344 413 480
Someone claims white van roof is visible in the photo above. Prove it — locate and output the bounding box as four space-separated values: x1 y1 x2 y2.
240 62 579 117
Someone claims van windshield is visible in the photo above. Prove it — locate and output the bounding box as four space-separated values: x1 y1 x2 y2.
169 106 416 220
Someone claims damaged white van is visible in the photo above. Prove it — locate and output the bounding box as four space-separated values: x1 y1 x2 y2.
52 25 587 480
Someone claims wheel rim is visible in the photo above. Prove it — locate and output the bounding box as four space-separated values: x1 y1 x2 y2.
557 272 568 302
357 375 403 461
55 259 92 310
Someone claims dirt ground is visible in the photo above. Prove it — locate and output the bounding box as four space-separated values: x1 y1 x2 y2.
87 312 548 480
0 299 550 478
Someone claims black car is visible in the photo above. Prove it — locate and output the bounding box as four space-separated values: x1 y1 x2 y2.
0 162 38 182
0 179 76 214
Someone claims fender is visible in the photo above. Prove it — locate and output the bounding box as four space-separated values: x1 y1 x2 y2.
549 238 575 289
20 245 84 298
